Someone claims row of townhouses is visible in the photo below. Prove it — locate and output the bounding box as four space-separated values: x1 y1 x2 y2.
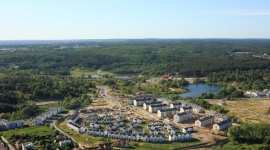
168 134 192 142
0 119 24 130
35 107 62 125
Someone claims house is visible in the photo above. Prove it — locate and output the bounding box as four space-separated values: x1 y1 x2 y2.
133 97 153 106
114 140 128 148
59 140 71 146
0 120 7 130
170 102 182 110
127 98 133 105
133 117 142 124
148 103 167 113
168 134 192 142
218 100 226 106
143 101 162 110
49 107 62 115
157 97 172 105
132 129 145 135
151 121 163 126
162 74 169 79
180 106 193 113
143 135 149 142
5 121 18 129
213 119 232 131
192 106 204 113
68 113 79 123
182 126 194 133
97 143 111 150
22 142 35 150
157 108 178 118
16 120 24 127
15 140 24 149
67 122 81 132
174 112 193 123
195 115 214 127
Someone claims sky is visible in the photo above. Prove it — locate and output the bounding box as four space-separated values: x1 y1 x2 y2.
0 0 270 40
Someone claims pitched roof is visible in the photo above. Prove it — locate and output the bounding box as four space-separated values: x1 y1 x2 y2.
216 119 232 126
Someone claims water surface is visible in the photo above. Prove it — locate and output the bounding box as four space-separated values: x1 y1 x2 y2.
180 83 221 98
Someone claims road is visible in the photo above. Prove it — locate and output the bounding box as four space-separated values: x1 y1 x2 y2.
1 136 15 150
53 121 84 149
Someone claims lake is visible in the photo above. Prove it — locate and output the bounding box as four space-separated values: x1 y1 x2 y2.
180 83 221 98
90 74 136 79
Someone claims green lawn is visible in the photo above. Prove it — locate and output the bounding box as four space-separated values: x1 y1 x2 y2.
1 125 55 139
55 118 104 147
128 141 202 150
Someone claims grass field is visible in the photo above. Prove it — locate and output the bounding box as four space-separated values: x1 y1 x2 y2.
208 99 270 124
129 141 202 150
55 118 104 147
1 125 55 140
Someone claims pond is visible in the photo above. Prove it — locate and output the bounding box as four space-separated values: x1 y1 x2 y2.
180 83 221 98
114 74 137 79
90 74 137 79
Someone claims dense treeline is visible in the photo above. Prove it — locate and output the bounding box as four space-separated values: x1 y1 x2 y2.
208 69 270 90
0 104 40 120
0 74 96 119
0 75 95 100
228 123 270 144
198 85 244 99
1 40 270 77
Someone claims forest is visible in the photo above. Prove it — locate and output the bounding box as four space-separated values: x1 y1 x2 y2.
1 39 270 120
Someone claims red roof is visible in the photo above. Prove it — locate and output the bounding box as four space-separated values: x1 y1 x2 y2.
162 75 169 79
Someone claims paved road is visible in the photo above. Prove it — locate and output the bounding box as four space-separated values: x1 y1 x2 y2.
53 121 84 149
1 136 15 150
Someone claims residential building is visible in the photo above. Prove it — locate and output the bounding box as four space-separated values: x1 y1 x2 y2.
133 97 153 106
192 106 204 113
148 103 167 113
182 126 194 133
67 122 81 132
170 102 182 110
22 142 35 150
195 115 214 127
127 98 133 105
157 108 178 118
180 106 193 113
59 140 71 146
213 119 232 131
143 101 161 110
174 112 193 123
157 97 172 105
68 113 79 123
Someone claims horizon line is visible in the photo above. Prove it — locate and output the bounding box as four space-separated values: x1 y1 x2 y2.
1 38 270 41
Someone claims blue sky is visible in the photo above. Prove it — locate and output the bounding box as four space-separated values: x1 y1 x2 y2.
0 0 270 40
